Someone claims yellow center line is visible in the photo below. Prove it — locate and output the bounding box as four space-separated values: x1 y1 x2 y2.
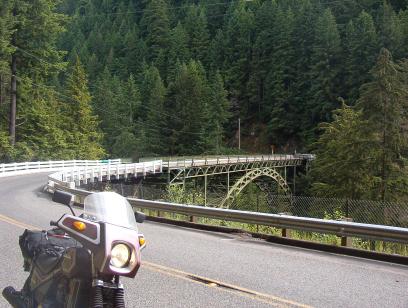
0 213 313 308
0 213 40 230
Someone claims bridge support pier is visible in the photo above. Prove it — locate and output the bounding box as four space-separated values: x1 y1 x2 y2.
227 171 230 194
204 175 207 206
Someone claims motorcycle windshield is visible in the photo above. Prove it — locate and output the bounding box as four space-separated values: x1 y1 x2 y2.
83 192 138 230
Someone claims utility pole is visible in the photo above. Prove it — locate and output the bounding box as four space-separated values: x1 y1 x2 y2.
238 117 241 150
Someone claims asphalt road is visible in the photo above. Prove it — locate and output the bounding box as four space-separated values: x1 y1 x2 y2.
0 174 407 308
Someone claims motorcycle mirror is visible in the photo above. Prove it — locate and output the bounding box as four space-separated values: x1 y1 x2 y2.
52 190 76 216
135 211 145 223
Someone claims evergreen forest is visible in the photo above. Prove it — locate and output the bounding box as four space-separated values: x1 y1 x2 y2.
1 0 408 201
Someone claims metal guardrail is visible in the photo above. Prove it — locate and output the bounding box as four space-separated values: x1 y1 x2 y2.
128 199 408 244
0 159 121 177
50 183 408 245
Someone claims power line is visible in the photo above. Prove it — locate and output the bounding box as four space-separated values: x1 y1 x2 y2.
12 46 65 69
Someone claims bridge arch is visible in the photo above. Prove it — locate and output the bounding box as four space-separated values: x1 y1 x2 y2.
219 167 290 208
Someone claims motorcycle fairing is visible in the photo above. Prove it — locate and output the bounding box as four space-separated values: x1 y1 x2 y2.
95 222 141 278
57 214 101 246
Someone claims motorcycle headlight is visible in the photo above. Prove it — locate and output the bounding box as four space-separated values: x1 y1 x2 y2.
110 244 130 268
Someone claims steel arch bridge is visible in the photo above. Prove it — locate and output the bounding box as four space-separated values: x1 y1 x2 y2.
218 167 290 208
159 154 314 207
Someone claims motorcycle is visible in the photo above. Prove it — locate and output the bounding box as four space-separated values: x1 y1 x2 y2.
3 190 146 308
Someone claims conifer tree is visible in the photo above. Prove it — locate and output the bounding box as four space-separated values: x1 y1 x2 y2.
357 48 408 201
378 1 404 58
65 57 104 159
115 74 141 158
223 1 255 122
168 60 210 154
0 0 14 73
6 0 67 146
121 27 147 77
167 22 190 82
307 8 341 134
0 0 14 127
140 0 170 63
343 11 379 102
17 85 68 160
207 71 230 153
183 5 210 67
93 67 121 152
208 29 225 73
290 0 320 143
266 6 297 146
141 66 168 155
248 0 278 122
312 103 377 199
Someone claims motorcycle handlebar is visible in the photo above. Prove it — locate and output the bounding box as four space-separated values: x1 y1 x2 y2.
50 220 58 227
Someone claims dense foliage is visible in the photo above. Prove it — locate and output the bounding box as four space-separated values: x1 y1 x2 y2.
1 0 408 200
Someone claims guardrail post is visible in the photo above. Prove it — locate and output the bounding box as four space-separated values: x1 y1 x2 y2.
282 228 291 238
340 218 353 247
189 215 196 223
280 212 292 238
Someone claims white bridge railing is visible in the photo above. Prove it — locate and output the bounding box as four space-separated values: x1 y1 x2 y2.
0 159 121 178
49 160 162 188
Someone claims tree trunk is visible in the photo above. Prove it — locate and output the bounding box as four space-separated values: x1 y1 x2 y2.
0 74 3 108
9 54 16 146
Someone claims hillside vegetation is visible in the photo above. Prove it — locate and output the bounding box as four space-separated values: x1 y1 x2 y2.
1 0 408 200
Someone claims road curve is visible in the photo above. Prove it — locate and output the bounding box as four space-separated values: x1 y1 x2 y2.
0 174 407 308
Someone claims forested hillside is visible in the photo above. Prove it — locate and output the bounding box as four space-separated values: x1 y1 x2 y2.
1 0 408 199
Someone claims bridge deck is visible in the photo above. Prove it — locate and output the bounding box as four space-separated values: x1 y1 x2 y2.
162 154 310 171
